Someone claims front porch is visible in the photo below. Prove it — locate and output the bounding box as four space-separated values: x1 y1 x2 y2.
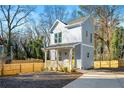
44 42 81 72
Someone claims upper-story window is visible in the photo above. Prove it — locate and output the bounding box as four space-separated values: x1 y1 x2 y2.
90 33 92 43
54 32 62 43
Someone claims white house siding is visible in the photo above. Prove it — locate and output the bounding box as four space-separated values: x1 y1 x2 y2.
81 45 94 69
81 16 94 46
81 16 94 69
50 22 82 45
74 44 81 69
50 21 66 60
50 48 70 67
50 50 56 60
50 21 67 45
62 26 82 44
49 16 94 70
50 21 82 61
59 49 70 67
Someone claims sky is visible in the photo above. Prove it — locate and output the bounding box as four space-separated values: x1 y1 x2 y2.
1 5 124 35
29 5 80 25
0 5 80 36
35 5 79 13
31 5 124 27
34 5 79 20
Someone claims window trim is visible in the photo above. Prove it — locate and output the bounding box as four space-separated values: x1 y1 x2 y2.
54 32 62 43
90 33 93 43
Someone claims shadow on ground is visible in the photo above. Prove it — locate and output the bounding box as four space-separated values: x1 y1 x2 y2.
0 71 82 88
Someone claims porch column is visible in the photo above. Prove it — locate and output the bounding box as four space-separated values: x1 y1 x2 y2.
45 50 47 69
56 49 59 70
69 48 73 72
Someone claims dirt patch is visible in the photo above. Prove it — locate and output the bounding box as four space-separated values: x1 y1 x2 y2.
0 71 82 88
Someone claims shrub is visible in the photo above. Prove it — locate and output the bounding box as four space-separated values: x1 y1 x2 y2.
55 67 58 71
60 68 64 72
71 68 76 72
50 67 53 71
45 67 49 71
41 68 45 71
63 67 68 72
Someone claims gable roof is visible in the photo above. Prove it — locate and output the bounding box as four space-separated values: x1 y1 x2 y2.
49 18 84 32
65 17 85 29
49 16 93 32
49 19 67 33
66 15 94 29
67 17 84 25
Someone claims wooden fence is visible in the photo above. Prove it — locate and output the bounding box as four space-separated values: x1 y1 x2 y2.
12 59 43 63
0 63 44 76
94 60 124 68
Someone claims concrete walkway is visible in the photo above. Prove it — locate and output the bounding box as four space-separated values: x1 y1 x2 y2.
64 71 124 88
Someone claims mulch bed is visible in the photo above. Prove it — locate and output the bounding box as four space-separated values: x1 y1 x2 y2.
0 71 82 88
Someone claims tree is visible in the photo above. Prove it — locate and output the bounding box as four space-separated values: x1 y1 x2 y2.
0 5 34 63
68 9 81 22
39 5 68 47
112 27 124 59
79 5 121 60
0 20 4 38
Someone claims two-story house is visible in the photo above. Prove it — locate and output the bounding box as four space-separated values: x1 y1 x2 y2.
44 15 95 70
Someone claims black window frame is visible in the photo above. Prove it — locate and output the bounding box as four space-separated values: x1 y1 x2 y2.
90 33 93 43
54 32 62 43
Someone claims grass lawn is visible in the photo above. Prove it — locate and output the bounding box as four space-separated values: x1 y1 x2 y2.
0 71 82 88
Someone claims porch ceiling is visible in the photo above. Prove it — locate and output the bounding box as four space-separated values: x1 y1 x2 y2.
44 42 81 50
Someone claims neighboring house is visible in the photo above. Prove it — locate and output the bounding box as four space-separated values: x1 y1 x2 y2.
44 15 95 70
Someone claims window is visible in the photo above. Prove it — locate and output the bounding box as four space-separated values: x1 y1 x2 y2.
55 39 57 43
58 32 62 42
54 33 58 43
90 33 92 43
87 52 90 58
54 32 62 43
55 33 57 38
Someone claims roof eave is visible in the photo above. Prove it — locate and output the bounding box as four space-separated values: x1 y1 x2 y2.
65 22 81 28
49 19 66 33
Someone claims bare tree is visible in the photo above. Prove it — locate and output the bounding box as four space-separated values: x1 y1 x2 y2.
0 20 4 38
39 6 68 47
79 5 121 60
0 5 34 63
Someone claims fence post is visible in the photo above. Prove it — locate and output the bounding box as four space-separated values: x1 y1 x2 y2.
1 63 4 76
33 63 34 72
20 64 21 73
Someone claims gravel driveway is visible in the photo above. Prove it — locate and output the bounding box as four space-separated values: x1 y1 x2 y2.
0 71 82 88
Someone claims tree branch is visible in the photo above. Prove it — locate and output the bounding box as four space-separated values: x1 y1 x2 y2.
11 10 32 30
10 5 20 26
0 6 8 21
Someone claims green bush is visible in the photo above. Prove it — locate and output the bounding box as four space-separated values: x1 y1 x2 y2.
45 67 49 71
50 67 53 71
60 68 64 72
55 67 58 71
71 69 76 72
63 67 68 72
